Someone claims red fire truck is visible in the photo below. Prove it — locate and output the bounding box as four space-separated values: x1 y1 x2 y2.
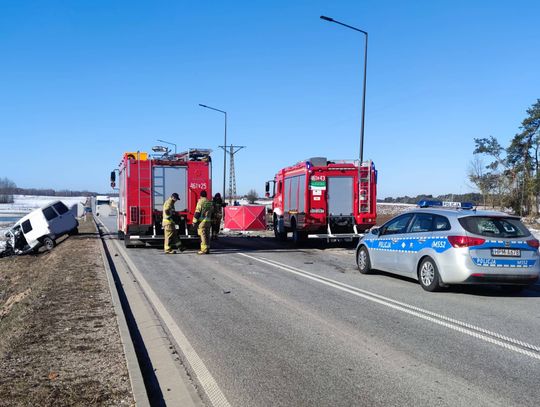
265 157 377 242
111 149 212 247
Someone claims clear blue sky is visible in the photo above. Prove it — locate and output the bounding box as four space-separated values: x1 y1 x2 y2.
1 0 539 199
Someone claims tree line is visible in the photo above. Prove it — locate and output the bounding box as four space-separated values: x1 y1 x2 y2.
379 193 482 205
0 177 97 203
469 99 540 216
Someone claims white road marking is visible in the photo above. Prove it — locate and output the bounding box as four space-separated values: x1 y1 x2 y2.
239 253 540 361
100 221 231 407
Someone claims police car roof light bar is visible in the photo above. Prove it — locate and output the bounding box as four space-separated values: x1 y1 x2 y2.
418 200 475 210
417 200 443 208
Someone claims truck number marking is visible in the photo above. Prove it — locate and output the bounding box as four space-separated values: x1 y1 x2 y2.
190 182 207 190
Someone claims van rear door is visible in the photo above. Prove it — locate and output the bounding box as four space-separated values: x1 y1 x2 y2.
42 205 61 236
51 202 77 234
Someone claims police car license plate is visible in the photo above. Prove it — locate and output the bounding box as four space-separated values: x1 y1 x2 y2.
491 248 521 257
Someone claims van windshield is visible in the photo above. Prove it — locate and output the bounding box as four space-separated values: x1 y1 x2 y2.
458 216 530 238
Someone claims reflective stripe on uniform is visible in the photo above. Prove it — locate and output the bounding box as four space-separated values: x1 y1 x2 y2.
163 197 175 225
195 198 214 222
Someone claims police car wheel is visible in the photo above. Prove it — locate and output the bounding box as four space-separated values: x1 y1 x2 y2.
418 258 441 292
357 246 372 274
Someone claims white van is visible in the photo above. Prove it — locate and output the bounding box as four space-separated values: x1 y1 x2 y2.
95 195 111 217
4 201 79 254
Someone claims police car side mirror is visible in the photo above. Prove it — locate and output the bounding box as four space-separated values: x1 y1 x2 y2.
371 228 380 236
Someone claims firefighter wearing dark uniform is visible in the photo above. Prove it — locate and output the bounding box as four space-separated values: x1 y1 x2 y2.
211 193 224 241
194 190 214 254
163 193 182 254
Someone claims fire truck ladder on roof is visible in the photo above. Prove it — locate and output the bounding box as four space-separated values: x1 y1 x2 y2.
152 167 165 237
177 148 212 161
134 156 152 226
359 161 372 214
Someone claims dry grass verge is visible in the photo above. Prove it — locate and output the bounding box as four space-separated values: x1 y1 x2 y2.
0 215 134 406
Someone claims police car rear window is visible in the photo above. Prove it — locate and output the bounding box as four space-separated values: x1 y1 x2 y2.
458 216 530 238
409 214 450 233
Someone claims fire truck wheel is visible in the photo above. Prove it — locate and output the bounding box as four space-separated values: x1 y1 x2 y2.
356 246 372 274
42 236 55 251
292 225 307 245
273 217 287 241
124 235 133 248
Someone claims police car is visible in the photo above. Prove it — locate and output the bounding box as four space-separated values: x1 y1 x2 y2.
356 200 540 292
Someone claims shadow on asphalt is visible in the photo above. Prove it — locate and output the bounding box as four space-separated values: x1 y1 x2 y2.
371 270 540 298
102 234 358 253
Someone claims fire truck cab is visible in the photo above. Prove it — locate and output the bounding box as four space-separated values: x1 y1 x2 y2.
113 149 212 247
266 157 377 242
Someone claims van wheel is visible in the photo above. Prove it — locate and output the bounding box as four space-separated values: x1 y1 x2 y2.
43 237 55 251
357 246 372 274
418 257 441 292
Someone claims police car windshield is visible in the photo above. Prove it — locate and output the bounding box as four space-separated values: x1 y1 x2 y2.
458 216 530 238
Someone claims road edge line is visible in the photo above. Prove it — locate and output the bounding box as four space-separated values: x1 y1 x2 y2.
100 219 231 407
93 216 150 407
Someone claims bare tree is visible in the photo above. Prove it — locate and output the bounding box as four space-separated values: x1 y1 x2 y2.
0 177 16 203
245 189 258 204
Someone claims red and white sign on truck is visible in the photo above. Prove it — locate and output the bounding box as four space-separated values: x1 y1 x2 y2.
111 149 212 247
265 157 377 242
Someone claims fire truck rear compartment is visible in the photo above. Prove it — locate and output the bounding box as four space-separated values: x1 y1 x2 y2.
327 176 354 217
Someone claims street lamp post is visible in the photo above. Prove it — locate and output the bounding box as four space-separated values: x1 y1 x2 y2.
320 15 368 163
199 104 227 201
157 139 177 155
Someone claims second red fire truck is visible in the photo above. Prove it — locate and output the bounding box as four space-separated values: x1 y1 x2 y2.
111 148 212 247
265 157 377 242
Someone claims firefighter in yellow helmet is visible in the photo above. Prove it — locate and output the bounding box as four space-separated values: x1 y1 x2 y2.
162 193 183 254
193 190 214 254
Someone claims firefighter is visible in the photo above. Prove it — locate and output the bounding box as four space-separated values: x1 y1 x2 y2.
162 192 183 254
194 190 214 254
211 193 224 241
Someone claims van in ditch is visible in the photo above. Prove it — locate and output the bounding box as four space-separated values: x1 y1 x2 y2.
4 201 79 254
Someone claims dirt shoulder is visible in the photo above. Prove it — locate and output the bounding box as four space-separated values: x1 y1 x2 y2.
0 215 134 406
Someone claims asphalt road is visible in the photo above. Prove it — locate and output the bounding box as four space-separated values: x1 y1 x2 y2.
99 214 540 407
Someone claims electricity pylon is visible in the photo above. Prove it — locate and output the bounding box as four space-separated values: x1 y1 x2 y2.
219 144 245 204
